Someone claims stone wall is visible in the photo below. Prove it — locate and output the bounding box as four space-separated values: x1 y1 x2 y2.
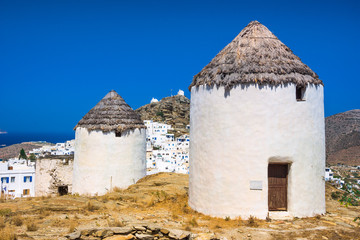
35 156 73 196
64 225 199 240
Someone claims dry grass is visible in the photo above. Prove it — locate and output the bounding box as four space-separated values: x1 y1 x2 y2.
38 208 51 219
68 221 78 233
0 226 17 240
0 216 5 229
0 173 358 240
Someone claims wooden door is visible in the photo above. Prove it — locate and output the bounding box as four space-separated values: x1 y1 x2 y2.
268 164 288 211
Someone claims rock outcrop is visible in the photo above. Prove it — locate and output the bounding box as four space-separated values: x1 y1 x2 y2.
136 95 190 137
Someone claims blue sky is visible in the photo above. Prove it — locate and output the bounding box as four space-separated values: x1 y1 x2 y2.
0 0 359 136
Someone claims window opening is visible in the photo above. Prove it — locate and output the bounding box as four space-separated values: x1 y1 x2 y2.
296 86 306 101
58 186 68 196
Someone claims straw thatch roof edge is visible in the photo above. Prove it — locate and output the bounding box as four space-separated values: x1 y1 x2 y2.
74 90 145 133
189 21 323 91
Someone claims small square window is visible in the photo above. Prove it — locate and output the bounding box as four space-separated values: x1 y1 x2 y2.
296 86 306 101
11 177 15 183
1 177 9 183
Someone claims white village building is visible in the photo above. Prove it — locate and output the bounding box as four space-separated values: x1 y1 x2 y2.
144 120 173 148
0 159 35 198
188 21 325 219
30 140 75 157
144 120 189 175
325 168 334 181
72 90 146 195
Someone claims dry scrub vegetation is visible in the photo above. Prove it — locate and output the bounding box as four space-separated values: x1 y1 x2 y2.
0 173 358 240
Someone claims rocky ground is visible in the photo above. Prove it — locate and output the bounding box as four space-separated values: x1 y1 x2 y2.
0 173 359 240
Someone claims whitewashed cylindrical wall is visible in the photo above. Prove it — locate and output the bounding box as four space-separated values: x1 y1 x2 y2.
189 83 325 219
72 128 146 195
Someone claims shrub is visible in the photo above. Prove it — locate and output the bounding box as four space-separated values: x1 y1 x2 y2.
188 217 198 227
156 111 164 118
354 216 360 225
26 222 38 232
225 216 230 221
107 219 125 227
331 191 341 200
85 201 100 212
0 209 11 217
11 216 23 226
339 193 359 207
246 216 258 227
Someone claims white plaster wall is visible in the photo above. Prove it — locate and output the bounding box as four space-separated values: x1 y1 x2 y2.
189 83 325 219
35 158 73 196
72 128 146 195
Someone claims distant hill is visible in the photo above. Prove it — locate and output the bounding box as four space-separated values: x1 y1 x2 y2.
0 142 52 160
135 95 190 137
326 109 360 165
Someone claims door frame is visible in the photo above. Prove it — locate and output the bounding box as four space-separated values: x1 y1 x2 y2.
268 163 289 211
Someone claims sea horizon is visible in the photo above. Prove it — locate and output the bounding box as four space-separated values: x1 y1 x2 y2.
0 132 75 148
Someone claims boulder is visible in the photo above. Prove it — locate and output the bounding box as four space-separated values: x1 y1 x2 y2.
66 231 81 240
80 228 98 236
133 226 147 231
135 233 155 240
107 227 133 235
103 234 135 240
168 229 191 239
160 229 170 235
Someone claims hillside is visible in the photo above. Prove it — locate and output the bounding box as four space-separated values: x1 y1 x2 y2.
0 173 359 240
0 142 52 160
326 109 360 165
136 95 190 137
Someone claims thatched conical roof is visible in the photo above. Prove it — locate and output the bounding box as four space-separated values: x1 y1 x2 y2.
189 21 322 90
74 90 145 133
